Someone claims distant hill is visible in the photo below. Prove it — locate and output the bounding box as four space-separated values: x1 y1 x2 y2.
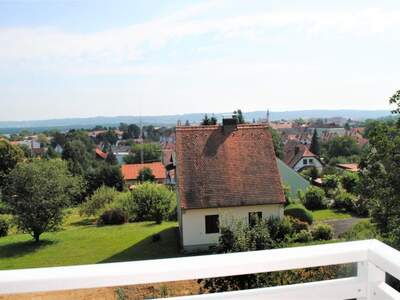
0 110 391 134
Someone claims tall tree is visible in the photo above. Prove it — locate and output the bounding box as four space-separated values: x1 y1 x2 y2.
233 109 245 124
0 140 25 187
359 90 400 247
137 167 156 182
106 150 118 165
310 130 321 156
201 114 211 125
3 159 84 242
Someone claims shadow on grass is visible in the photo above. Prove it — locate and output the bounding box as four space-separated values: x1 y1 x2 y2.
0 239 56 259
68 218 97 227
100 226 182 264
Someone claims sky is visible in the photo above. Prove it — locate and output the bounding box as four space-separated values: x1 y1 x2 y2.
1 0 400 121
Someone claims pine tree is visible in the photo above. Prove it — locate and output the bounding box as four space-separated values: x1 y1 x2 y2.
201 114 211 125
310 130 321 156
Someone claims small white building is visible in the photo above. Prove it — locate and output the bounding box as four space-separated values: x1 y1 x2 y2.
284 142 323 172
175 121 285 252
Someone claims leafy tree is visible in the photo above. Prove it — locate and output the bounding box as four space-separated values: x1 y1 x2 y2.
321 174 340 195
137 167 155 182
310 130 321 156
303 186 326 210
86 164 124 195
269 128 283 159
233 109 245 124
322 136 360 159
96 130 118 145
131 183 175 224
3 159 83 242
202 114 218 126
62 140 91 175
340 171 360 193
201 114 211 125
124 143 161 164
51 131 66 148
80 185 118 216
0 140 25 187
358 91 400 247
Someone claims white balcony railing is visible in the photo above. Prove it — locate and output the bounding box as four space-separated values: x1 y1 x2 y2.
1 239 400 299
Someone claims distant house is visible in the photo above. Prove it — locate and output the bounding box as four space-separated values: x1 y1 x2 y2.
337 163 359 173
175 121 285 252
277 158 310 197
284 141 323 172
121 162 166 186
95 148 107 160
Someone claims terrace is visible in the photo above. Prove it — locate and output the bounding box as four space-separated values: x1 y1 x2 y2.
1 239 400 299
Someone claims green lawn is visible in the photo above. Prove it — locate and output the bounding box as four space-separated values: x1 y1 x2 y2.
0 210 180 270
312 209 352 221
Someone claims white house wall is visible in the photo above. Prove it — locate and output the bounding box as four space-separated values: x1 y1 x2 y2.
181 204 283 251
293 157 323 172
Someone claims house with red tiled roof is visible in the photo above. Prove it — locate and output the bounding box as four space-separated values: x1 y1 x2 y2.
175 119 285 252
95 148 107 160
284 141 323 172
121 162 166 186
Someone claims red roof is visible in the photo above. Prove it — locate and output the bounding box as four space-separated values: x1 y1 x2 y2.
284 142 319 168
175 124 285 209
337 163 359 172
95 148 107 159
121 162 166 181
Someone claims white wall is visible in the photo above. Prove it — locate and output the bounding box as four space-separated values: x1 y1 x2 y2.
181 204 283 249
293 156 323 172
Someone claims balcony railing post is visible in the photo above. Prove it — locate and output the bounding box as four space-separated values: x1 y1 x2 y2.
357 261 385 300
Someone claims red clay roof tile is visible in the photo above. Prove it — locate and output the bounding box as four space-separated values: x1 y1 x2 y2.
175 124 285 209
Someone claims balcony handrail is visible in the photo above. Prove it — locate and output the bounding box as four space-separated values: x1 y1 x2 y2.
0 239 399 299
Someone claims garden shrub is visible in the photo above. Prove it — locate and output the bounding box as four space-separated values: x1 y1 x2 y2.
312 223 333 241
97 208 127 226
288 216 309 233
322 174 339 191
284 204 313 225
131 183 176 224
0 217 8 237
267 216 293 243
80 186 118 216
303 186 327 210
340 172 360 193
293 229 313 243
333 190 355 212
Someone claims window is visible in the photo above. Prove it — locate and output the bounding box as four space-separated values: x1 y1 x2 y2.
205 215 219 234
303 159 308 165
309 159 313 164
249 212 263 227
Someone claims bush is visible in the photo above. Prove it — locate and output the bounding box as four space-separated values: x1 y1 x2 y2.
322 175 339 191
80 186 118 216
333 190 355 212
293 230 313 243
312 223 333 241
97 209 127 226
340 172 360 193
131 183 176 224
0 217 8 237
267 216 293 243
288 216 309 233
303 186 327 211
284 204 314 225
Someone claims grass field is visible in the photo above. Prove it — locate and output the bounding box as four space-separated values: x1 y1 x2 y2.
312 209 353 221
0 209 180 270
